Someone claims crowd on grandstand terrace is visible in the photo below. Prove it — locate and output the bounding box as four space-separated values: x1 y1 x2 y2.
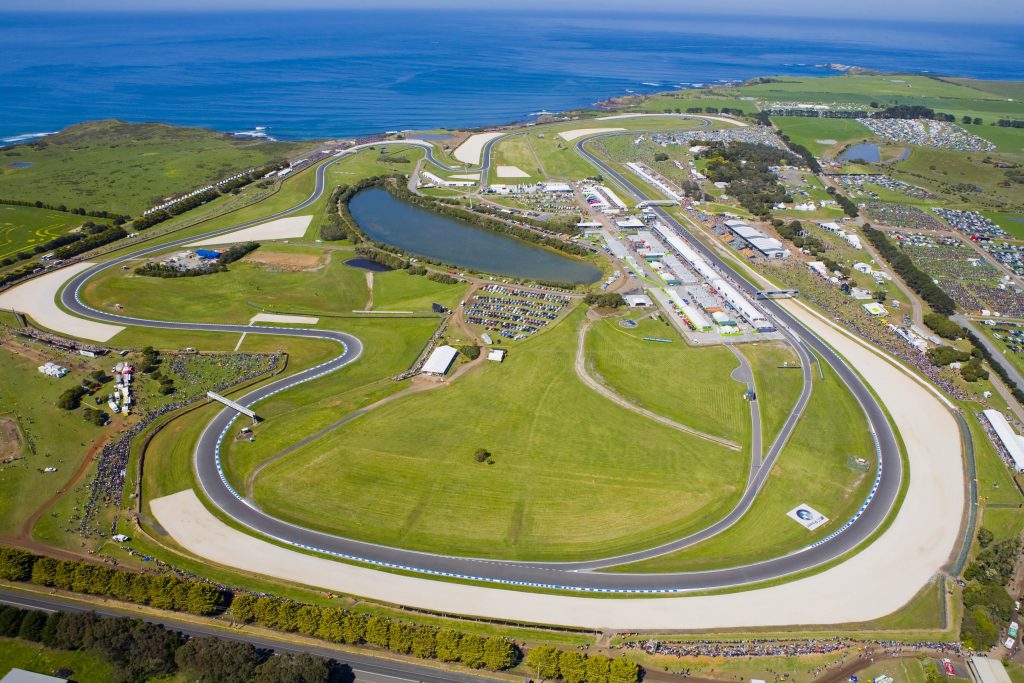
858 119 995 152
623 637 969 660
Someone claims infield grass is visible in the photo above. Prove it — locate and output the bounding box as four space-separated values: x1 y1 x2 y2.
251 308 747 560
608 353 874 572
0 204 110 262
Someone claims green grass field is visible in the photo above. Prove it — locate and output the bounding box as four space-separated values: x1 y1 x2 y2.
0 339 112 535
0 120 308 215
82 244 371 324
741 341 804 447
0 204 110 262
250 309 746 560
585 316 749 442
609 354 874 572
770 116 873 156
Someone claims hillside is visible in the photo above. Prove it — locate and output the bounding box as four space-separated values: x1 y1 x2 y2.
0 120 313 215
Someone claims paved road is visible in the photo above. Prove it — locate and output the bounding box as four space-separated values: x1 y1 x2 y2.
0 588 489 683
955 314 1024 389
56 123 901 592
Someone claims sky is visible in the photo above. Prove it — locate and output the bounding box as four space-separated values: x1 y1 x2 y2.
0 0 1021 23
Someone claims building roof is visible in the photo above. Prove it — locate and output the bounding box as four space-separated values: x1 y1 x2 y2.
422 345 459 375
983 410 1024 472
969 657 1013 683
2 670 68 683
487 349 506 362
623 294 653 306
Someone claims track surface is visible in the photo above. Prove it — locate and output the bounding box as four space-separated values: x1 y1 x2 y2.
58 124 902 592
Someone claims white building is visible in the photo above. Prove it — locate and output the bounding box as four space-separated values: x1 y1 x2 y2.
37 362 68 378
487 349 507 363
623 294 653 307
983 410 1024 472
421 345 459 376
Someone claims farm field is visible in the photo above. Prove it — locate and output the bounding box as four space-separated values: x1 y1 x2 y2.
609 354 874 573
0 204 110 263
0 120 308 215
585 316 749 442
249 308 747 560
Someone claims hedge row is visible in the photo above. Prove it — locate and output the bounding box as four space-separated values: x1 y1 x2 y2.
0 547 226 616
231 593 520 671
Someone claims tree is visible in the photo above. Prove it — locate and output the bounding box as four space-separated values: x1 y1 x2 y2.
295 605 321 636
654 152 669 162
474 448 491 463
526 645 561 680
0 546 35 581
0 606 25 637
924 661 943 683
17 610 47 642
459 345 480 360
435 628 462 662
231 593 258 622
586 654 612 683
254 596 280 628
482 636 518 670
316 608 344 643
254 653 330 683
458 633 486 669
175 636 260 683
610 657 642 683
40 612 64 648
411 626 437 659
31 556 57 585
559 650 587 683
274 601 299 632
57 386 87 410
341 613 366 644
83 616 182 683
977 527 995 548
365 616 390 647
388 621 414 654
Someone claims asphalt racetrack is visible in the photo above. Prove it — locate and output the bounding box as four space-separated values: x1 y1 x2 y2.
56 126 908 592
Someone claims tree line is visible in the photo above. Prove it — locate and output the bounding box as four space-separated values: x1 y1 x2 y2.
525 645 640 683
0 197 129 221
0 605 339 683
695 141 804 218
0 546 641 681
0 547 226 616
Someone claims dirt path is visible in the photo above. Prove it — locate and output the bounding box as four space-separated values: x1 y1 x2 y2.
364 271 374 311
574 314 740 451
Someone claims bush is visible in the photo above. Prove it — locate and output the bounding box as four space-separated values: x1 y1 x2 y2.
923 313 965 340
57 386 87 410
474 448 491 463
459 345 480 360
584 293 625 308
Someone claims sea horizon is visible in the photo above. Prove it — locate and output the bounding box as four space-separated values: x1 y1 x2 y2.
1 9 1022 142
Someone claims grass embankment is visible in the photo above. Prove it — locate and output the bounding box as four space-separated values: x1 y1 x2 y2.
0 120 308 215
609 352 874 573
251 308 746 561
0 205 111 262
585 316 749 443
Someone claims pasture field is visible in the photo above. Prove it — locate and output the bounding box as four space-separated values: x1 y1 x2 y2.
250 308 747 560
369 268 469 312
738 74 1024 120
488 134 546 184
896 147 1024 210
0 639 113 682
585 316 749 442
81 244 370 324
609 354 875 573
0 204 110 262
621 91 758 114
0 119 308 215
0 338 109 534
770 116 872 156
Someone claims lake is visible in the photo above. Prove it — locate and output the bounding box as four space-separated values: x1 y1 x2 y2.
839 143 881 163
348 188 601 284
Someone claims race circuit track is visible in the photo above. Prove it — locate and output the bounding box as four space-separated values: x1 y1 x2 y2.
53 122 914 593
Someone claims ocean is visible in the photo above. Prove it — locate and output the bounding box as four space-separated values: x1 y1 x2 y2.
1 10 1021 141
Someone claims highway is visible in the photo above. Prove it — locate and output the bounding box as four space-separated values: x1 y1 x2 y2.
0 588 491 683
56 122 902 593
